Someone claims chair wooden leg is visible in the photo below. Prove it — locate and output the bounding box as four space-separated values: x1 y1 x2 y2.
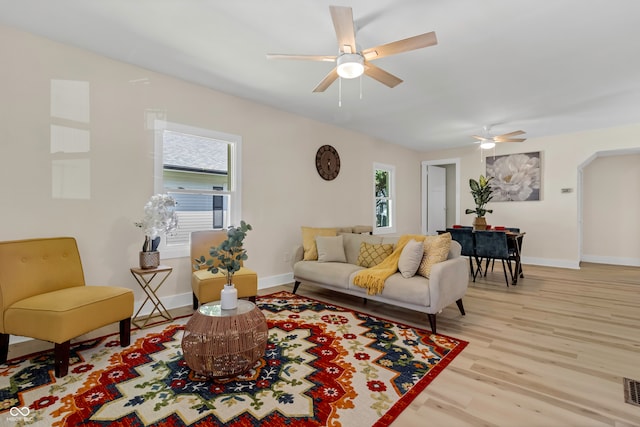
120 318 131 347
468 256 476 281
192 293 199 310
292 281 301 294
501 260 510 287
54 341 71 378
427 313 437 334
0 333 9 363
456 299 466 316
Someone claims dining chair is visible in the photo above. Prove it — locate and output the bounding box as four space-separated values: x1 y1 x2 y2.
447 228 481 280
473 230 516 286
505 227 524 279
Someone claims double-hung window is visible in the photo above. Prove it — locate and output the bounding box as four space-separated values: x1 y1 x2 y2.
154 121 242 258
373 163 396 234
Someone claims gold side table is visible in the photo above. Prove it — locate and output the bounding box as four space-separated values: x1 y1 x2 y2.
130 265 174 328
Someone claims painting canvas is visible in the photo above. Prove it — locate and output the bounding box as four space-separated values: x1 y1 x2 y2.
486 151 541 201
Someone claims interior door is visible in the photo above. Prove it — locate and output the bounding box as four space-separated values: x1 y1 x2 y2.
427 165 447 234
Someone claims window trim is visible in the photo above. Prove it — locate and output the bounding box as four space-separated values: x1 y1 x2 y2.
153 120 242 258
373 162 396 235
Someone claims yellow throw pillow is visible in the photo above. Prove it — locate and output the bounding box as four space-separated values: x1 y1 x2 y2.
302 227 337 261
357 242 394 268
417 232 452 278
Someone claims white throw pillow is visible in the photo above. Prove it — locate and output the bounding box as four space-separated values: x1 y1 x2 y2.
398 239 424 278
316 235 347 263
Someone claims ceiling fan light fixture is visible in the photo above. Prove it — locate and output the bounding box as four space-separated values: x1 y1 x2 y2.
480 141 496 150
336 53 364 79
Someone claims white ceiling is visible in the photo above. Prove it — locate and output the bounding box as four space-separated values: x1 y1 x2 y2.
2 0 640 151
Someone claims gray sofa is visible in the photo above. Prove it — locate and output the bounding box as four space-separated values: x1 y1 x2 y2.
291 227 468 333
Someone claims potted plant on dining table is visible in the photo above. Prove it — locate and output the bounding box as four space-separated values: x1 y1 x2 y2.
465 175 494 230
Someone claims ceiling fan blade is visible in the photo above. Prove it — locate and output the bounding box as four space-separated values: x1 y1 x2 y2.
266 54 336 62
472 135 487 141
330 5 357 54
312 68 339 92
362 31 437 61
364 63 403 88
495 138 527 143
496 130 526 138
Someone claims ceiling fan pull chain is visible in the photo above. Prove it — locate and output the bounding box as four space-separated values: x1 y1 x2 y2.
338 77 342 107
359 75 363 100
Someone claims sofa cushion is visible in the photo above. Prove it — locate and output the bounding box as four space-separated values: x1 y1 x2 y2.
398 239 424 278
340 233 383 264
301 227 337 260
357 242 394 268
417 232 452 278
348 271 431 307
316 235 347 263
295 261 364 289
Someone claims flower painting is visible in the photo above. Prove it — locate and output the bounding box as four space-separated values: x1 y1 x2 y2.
486 152 541 201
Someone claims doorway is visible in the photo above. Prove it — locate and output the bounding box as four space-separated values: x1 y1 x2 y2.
421 158 460 235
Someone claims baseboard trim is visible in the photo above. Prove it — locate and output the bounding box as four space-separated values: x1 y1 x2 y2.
580 255 640 267
521 256 580 269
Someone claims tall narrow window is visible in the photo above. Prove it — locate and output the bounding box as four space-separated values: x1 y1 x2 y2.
154 121 242 258
373 163 396 234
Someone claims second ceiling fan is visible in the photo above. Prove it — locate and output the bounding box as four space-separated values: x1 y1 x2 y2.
266 5 438 92
473 126 527 149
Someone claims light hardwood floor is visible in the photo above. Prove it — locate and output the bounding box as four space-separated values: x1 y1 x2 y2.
6 263 640 426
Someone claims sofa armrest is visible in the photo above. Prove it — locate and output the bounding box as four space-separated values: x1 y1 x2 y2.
290 245 304 270
426 256 469 313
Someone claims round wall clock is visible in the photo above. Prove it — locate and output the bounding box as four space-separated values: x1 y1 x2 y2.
315 145 340 181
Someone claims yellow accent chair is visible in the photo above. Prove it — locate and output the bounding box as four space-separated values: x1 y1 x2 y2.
0 237 134 377
190 230 258 309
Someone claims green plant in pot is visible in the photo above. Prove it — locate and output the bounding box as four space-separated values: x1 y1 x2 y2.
193 221 252 309
465 175 494 230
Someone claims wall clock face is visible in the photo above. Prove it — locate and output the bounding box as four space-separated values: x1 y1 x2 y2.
315 145 340 181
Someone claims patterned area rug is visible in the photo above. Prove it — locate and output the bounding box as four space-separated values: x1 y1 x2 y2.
0 291 467 426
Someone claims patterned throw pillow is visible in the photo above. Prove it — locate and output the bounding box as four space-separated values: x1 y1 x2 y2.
417 232 452 278
357 242 394 268
302 227 337 261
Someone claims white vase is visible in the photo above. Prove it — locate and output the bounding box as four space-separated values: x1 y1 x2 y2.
220 283 238 310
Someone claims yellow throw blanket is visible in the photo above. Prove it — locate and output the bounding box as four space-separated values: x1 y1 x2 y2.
353 234 426 295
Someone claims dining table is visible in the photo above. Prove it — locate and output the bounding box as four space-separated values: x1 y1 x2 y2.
438 228 526 285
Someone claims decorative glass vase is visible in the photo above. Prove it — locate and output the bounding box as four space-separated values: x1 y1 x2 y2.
139 251 160 269
220 283 238 310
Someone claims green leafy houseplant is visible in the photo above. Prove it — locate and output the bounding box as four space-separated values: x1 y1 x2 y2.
465 175 494 218
193 221 252 286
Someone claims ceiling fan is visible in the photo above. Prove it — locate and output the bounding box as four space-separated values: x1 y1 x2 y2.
266 5 437 92
472 126 527 149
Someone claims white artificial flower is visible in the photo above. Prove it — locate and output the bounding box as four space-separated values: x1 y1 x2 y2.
135 194 178 239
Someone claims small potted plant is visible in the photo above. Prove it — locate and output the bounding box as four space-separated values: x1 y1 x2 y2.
193 221 252 309
135 194 178 269
465 175 494 230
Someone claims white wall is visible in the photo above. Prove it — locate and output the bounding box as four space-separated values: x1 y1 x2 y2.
0 25 423 309
422 126 640 268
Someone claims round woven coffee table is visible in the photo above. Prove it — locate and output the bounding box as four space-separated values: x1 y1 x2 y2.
181 299 268 378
